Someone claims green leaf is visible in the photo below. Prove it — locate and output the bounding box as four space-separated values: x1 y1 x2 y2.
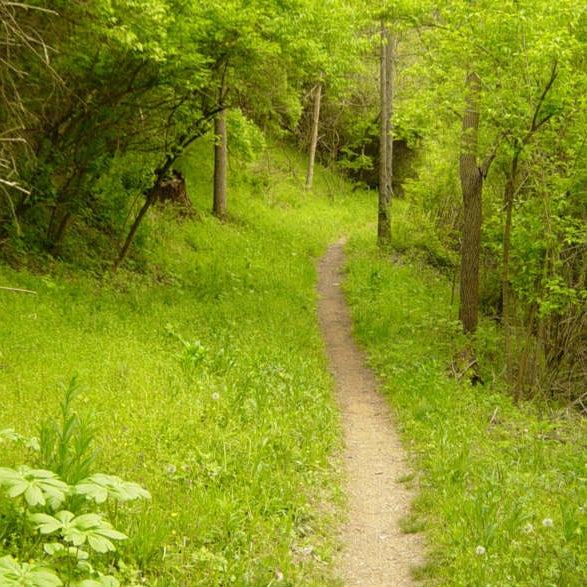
43 542 90 560
0 466 69 508
74 473 151 503
87 535 116 553
25 484 45 507
31 510 127 553
0 555 63 587
29 512 69 535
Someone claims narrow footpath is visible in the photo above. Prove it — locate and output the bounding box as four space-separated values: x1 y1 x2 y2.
317 240 423 586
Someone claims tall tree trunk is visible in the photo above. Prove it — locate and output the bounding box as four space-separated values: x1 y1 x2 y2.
502 149 520 387
459 71 494 335
213 107 228 219
377 22 394 249
305 82 322 191
501 62 558 392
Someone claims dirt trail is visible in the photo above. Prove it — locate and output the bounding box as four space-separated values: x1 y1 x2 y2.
317 240 424 586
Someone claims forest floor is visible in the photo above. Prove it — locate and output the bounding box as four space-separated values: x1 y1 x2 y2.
317 240 424 586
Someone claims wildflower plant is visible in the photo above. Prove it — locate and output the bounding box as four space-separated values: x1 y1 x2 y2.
0 380 151 586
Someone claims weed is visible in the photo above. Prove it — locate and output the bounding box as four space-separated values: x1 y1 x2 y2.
0 381 150 586
39 377 99 485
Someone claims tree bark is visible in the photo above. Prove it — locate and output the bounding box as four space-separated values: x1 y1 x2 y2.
213 108 228 219
501 62 558 391
377 22 394 249
458 71 484 335
305 82 322 191
502 149 520 387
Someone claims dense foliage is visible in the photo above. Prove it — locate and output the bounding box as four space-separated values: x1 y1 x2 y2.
0 0 364 259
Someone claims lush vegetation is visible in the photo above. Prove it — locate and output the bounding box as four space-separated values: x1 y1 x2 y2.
2 0 587 585
344 224 587 585
0 143 373 586
2 0 586 401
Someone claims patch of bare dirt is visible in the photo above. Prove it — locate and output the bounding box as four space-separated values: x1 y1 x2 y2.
317 240 424 586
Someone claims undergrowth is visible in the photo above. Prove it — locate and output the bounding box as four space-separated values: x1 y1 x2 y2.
343 229 587 586
0 378 151 587
0 142 373 586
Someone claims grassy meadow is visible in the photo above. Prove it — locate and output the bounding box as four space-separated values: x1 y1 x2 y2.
0 142 374 586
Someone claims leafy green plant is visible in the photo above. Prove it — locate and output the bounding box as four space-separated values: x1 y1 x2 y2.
0 467 68 509
0 382 150 587
38 378 99 486
29 511 127 554
0 555 62 587
74 475 151 505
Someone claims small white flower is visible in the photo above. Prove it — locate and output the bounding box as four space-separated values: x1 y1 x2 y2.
542 518 554 528
475 545 486 556
211 392 220 401
165 464 177 475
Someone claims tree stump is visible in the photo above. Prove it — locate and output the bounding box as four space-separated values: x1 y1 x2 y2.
154 170 194 215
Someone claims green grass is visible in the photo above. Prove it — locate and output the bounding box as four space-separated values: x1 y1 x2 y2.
343 227 587 586
0 142 374 586
6 136 586 586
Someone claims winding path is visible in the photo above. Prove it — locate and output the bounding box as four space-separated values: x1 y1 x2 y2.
317 240 424 586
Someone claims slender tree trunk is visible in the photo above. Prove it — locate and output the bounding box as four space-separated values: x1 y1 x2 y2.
111 109 220 272
213 108 228 219
49 212 73 256
500 63 558 391
459 71 484 335
112 192 156 272
502 149 520 387
112 156 175 272
305 82 322 191
377 22 394 249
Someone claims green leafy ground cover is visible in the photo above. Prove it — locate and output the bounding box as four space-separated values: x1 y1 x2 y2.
0 144 374 586
344 226 587 586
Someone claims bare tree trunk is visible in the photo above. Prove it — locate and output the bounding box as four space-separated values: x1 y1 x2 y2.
501 62 558 392
459 71 485 335
378 22 394 249
112 158 174 272
502 149 520 386
112 168 176 273
305 82 322 191
213 108 228 219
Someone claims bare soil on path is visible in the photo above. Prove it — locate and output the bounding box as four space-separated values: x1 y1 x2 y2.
317 241 424 586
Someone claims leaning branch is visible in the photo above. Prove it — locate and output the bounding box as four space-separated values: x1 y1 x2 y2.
0 286 37 294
